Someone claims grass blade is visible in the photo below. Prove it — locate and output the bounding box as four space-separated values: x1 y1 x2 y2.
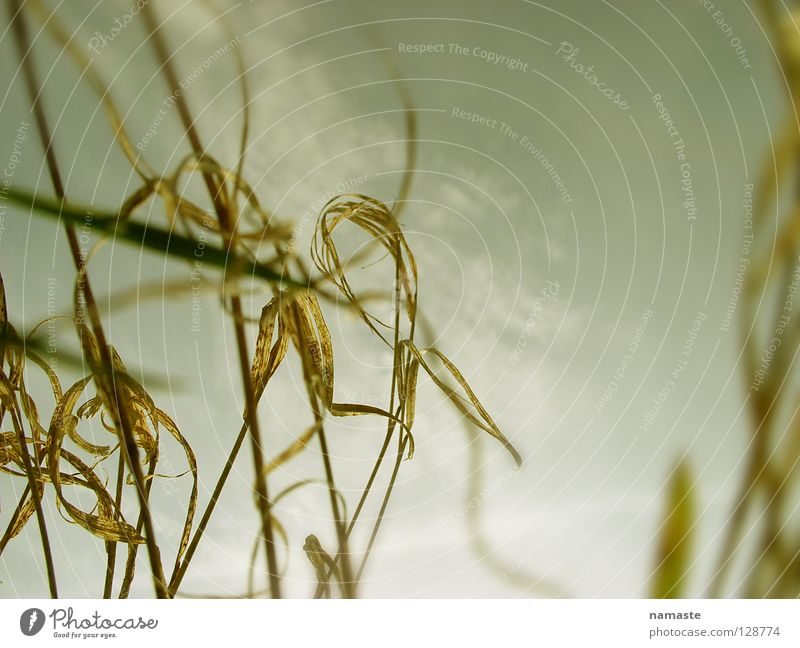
651 460 694 598
7 188 299 287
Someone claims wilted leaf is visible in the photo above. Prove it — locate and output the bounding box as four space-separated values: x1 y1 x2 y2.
400 341 521 466
303 534 341 598
46 397 143 544
312 195 418 344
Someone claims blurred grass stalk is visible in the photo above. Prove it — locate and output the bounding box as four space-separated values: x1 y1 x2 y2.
650 0 800 599
708 0 800 598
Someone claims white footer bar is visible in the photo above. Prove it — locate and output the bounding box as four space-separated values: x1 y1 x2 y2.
2 599 797 647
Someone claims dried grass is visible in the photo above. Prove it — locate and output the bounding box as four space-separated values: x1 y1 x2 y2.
1 0 521 599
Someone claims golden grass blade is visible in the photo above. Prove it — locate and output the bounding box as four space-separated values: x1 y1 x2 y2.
18 376 49 446
287 291 335 406
263 421 321 476
55 376 114 457
0 488 32 558
140 5 289 595
285 292 356 596
46 386 144 544
156 409 198 573
286 290 409 428
400 341 522 466
250 297 289 404
304 534 343 598
651 460 694 598
0 353 59 596
394 80 417 216
312 195 418 344
119 446 160 599
246 515 290 598
0 273 8 366
20 332 63 404
0 433 40 542
0 431 23 469
6 497 39 540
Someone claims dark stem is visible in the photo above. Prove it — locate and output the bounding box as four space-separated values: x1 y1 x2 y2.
7 404 58 598
291 302 355 597
141 5 281 597
0 485 31 555
12 0 168 598
102 454 126 598
355 434 407 582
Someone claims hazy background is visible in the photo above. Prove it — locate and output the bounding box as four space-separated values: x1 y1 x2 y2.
0 0 786 597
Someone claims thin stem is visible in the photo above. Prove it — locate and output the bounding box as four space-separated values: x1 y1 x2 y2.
313 235 410 595
102 454 125 598
12 0 168 598
0 485 31 555
6 403 58 598
318 426 354 595
6 0 61 598
353 237 409 584
291 302 355 597
355 433 407 582
119 452 159 598
141 5 281 597
169 421 249 593
346 429 395 537
111 380 169 598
